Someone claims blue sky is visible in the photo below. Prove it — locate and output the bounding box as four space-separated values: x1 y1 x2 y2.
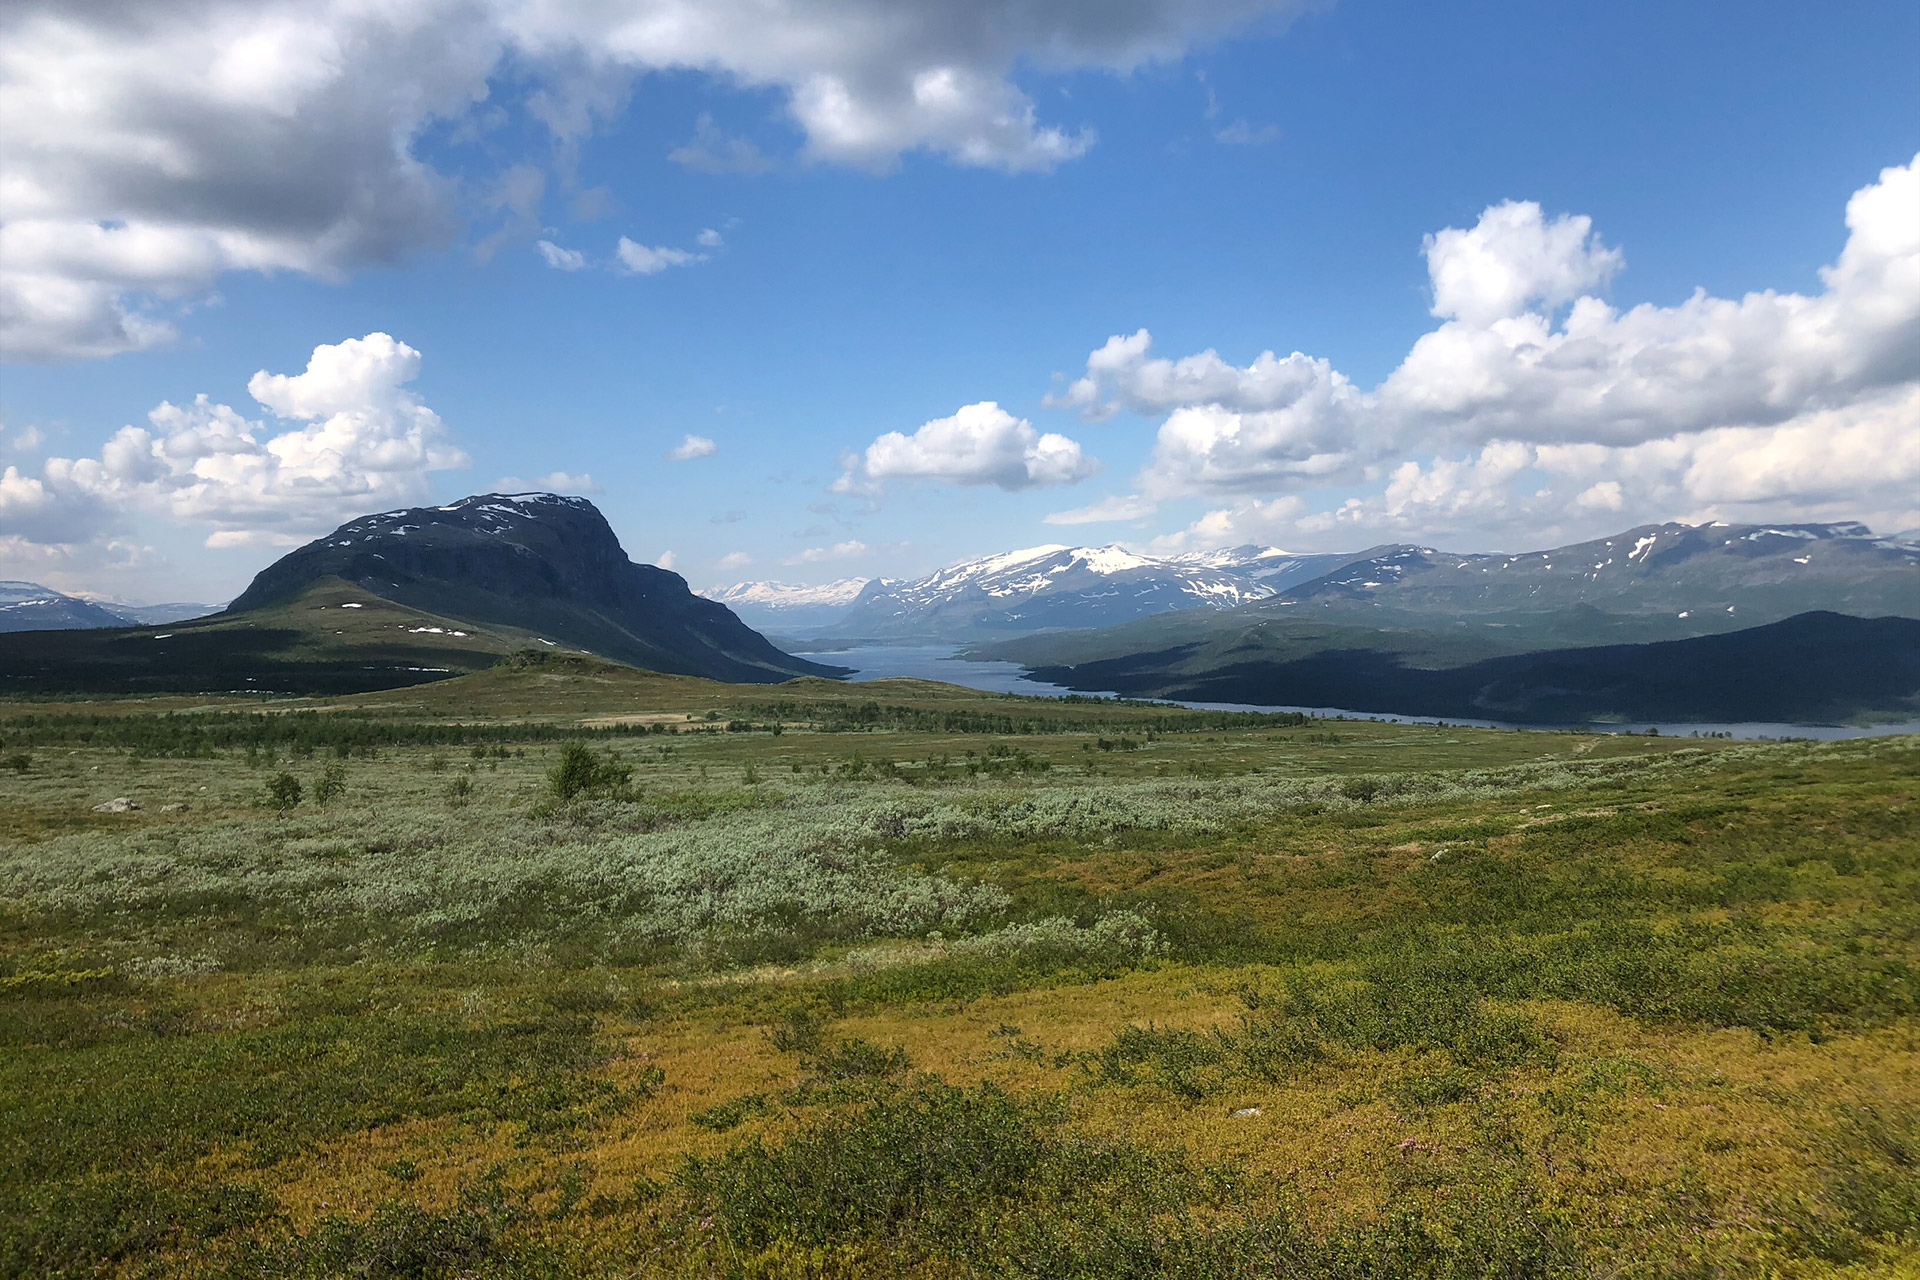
2 0 1916 604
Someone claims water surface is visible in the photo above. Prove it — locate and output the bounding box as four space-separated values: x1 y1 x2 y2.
795 643 1920 743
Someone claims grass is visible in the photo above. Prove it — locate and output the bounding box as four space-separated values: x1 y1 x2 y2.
0 667 1915 1277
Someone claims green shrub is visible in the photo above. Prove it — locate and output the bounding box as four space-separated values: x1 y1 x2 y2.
264 772 302 811
675 1081 1579 1278
312 760 347 804
548 742 631 802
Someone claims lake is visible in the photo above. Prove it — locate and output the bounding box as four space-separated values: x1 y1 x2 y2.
794 643 1920 743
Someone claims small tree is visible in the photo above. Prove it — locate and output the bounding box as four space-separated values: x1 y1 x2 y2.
313 761 347 804
266 772 303 811
548 742 631 802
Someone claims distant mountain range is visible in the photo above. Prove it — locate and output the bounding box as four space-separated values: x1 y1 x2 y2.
0 582 218 633
714 520 1918 646
717 544 1351 640
1245 521 1920 629
0 494 839 694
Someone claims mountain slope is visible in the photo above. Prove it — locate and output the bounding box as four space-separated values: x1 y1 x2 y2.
228 493 841 683
815 544 1353 639
1025 611 1920 725
0 577 539 695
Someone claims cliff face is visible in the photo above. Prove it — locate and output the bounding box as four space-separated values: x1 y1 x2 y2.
229 492 843 683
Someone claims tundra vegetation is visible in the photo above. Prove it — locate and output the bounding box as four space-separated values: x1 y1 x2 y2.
0 660 1915 1278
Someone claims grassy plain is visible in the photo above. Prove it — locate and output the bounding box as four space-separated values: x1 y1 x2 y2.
2 657 1916 1278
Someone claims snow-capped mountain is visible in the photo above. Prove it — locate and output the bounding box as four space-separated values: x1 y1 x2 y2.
0 582 130 632
705 578 873 631
1255 521 1920 625
776 544 1356 640
709 519 1920 646
0 582 219 633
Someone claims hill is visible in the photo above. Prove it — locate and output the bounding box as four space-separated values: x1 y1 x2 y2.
0 577 549 695
0 493 842 694
1025 610 1920 724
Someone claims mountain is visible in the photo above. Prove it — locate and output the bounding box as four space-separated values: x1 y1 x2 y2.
0 493 842 694
227 493 842 683
748 519 1917 646
99 601 222 626
706 577 872 631
975 519 1920 670
1252 521 1920 628
0 582 223 632
1025 611 1920 725
0 582 133 632
799 544 1353 640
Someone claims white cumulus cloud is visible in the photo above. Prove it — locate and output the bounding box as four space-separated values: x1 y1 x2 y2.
1422 201 1622 327
0 333 467 549
1069 150 1920 546
842 402 1098 493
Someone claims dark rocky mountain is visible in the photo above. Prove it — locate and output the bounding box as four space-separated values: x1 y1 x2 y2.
1026 611 1920 725
229 493 841 683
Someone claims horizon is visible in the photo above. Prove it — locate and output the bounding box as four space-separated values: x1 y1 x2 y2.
2 1 1916 604
6 489 1917 610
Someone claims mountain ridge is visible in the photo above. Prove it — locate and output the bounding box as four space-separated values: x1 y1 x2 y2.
774 543 1354 640
710 519 1917 644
